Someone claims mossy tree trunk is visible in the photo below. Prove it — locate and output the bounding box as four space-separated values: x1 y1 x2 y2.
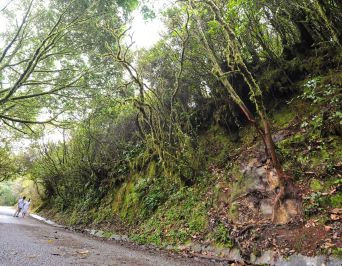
314 0 342 49
188 0 296 222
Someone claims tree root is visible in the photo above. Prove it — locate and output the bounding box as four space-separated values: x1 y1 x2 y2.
271 185 285 223
271 170 301 223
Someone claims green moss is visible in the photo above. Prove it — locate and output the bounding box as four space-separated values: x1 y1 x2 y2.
132 222 164 246
69 209 80 225
310 179 323 191
166 229 188 244
315 214 329 225
279 133 305 148
112 184 126 213
230 163 243 181
278 133 307 163
322 70 342 87
111 178 143 224
129 185 209 247
332 247 342 258
147 161 157 179
120 181 140 222
330 193 342 208
229 170 253 203
188 211 207 232
212 223 234 248
228 202 239 220
103 231 114 238
272 104 296 129
93 206 113 224
198 125 235 165
239 125 255 145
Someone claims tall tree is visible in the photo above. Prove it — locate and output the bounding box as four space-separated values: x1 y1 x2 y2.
0 0 89 135
186 0 298 222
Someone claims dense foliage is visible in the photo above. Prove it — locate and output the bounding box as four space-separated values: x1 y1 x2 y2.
0 0 341 256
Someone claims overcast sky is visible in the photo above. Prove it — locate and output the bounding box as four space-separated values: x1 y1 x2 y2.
129 0 171 49
0 0 170 49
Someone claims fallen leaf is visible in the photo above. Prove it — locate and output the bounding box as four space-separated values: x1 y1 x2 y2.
330 208 342 214
324 226 332 232
76 249 89 255
329 188 337 195
323 242 335 248
330 214 340 221
47 239 54 244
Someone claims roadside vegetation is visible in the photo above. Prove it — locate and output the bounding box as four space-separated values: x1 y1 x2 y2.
0 0 341 261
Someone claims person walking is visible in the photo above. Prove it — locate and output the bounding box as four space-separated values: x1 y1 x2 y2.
13 196 26 217
22 199 31 218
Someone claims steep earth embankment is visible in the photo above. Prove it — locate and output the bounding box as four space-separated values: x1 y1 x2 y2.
39 70 342 264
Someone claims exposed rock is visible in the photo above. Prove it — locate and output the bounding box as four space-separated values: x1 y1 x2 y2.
191 244 203 253
109 234 129 241
212 247 223 257
255 166 267 178
250 253 257 263
226 248 243 261
121 235 129 241
201 245 216 254
110 234 122 241
178 243 192 251
218 248 231 257
237 158 300 224
260 199 273 215
95 230 105 237
251 251 342 265
275 254 341 266
255 250 276 265
165 245 174 251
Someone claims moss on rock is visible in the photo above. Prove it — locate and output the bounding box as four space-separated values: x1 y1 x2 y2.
310 179 324 192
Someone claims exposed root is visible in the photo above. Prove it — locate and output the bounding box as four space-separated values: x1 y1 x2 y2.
272 185 285 223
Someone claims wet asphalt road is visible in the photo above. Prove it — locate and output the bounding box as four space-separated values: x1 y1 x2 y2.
0 206 216 266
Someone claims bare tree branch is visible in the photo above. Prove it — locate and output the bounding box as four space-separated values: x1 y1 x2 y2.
0 0 33 65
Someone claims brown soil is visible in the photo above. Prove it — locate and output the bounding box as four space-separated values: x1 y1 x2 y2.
261 223 340 256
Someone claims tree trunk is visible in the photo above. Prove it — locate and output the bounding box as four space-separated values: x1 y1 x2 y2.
190 0 299 223
315 0 342 49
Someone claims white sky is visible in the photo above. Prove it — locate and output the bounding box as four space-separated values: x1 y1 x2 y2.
1 0 173 149
0 1 170 46
129 0 172 49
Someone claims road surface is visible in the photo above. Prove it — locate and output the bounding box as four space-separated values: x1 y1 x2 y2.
0 206 218 266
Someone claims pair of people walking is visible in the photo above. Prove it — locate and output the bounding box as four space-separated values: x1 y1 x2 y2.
13 196 31 218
